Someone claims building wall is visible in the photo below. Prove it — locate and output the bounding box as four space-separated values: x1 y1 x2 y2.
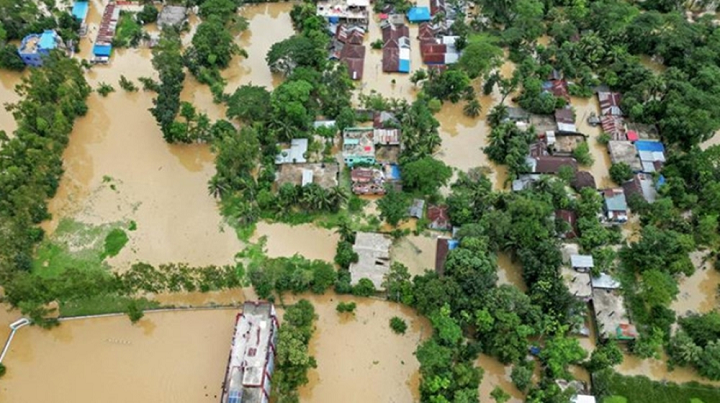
345 156 376 167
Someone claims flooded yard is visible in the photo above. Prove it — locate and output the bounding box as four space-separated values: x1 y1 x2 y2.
477 354 524 403
572 96 613 188
297 293 429 403
251 222 339 263
671 251 720 316
0 70 24 137
393 234 438 277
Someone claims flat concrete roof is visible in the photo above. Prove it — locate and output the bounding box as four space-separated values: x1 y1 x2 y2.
349 232 392 290
277 163 339 189
592 288 630 339
562 266 592 300
608 141 642 171
276 138 308 164
571 254 594 268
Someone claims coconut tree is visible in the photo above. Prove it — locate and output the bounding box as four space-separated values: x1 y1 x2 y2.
463 99 482 118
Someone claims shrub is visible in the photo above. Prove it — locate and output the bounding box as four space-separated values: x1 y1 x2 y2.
352 278 376 297
97 82 115 97
126 299 144 324
390 316 407 334
334 240 358 269
573 141 594 166
371 39 383 49
336 301 357 314
609 162 633 184
597 132 612 145
0 363 6 378
103 228 129 258
118 75 138 92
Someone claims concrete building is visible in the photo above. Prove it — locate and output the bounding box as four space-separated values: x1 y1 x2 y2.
591 275 637 340
221 302 279 403
317 0 370 28
562 266 592 301
276 163 339 189
602 188 628 223
570 255 594 272
275 139 308 164
158 5 187 27
343 127 375 167
351 167 386 195
608 140 642 172
18 30 64 67
349 232 392 290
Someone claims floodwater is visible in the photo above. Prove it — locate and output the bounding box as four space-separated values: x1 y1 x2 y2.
0 309 238 403
572 95 613 188
392 234 438 277
671 251 720 316
42 48 244 270
477 354 524 403
251 222 339 263
617 352 720 386
0 70 24 137
497 252 527 291
296 293 430 403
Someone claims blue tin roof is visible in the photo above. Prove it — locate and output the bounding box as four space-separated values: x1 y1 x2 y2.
398 59 410 73
93 44 112 57
448 239 459 250
407 7 431 22
72 1 89 21
39 30 58 50
635 140 665 152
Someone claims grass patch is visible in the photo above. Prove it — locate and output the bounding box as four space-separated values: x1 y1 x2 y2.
128 220 137 231
103 228 129 258
33 218 129 277
60 294 159 317
594 370 720 403
114 12 143 48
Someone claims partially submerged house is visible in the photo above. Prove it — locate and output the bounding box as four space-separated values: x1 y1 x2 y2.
349 232 392 290
435 237 459 275
407 6 432 23
544 78 570 101
72 1 89 35
622 173 658 204
550 132 587 156
526 156 578 174
556 209 578 239
317 0 370 28
591 273 637 341
158 5 187 27
420 36 460 66
275 138 308 164
635 140 666 173
601 116 625 140
351 167 386 195
571 171 596 192
427 205 451 231
92 2 120 62
276 163 340 189
602 188 628 223
513 174 542 191
554 108 577 132
342 127 375 167
220 301 279 403
608 140 642 172
382 23 411 73
333 24 366 80
505 107 531 123
598 91 622 116
407 199 425 219
18 30 64 67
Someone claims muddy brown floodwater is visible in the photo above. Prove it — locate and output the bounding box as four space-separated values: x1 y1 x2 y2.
251 222 339 263
0 70 24 138
43 48 243 270
393 234 439 277
672 250 720 316
477 354 524 403
295 293 430 403
0 309 238 403
572 95 614 188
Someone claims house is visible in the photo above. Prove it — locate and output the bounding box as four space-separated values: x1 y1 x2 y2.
339 44 366 80
562 266 592 301
622 173 658 203
72 1 89 24
381 22 410 42
635 140 666 173
554 108 577 132
598 91 622 116
418 22 437 41
601 116 626 140
382 23 411 73
408 199 425 219
556 210 578 239
427 205 451 230
18 30 64 67
572 395 597 403
220 301 279 403
571 171 596 191
335 24 365 45
373 111 399 128
530 114 557 135
407 7 432 23
608 141 642 172
528 141 548 157
277 163 339 189
157 5 187 27
602 188 628 223
512 174 541 192
275 138 308 164
429 0 446 16
343 127 375 167
527 156 578 174
571 254 594 272
544 79 570 101
317 0 370 28
374 128 400 145
351 167 386 195
591 273 637 340
435 237 459 275
92 2 120 62
349 232 392 290
550 132 587 156
505 107 531 123
420 36 459 65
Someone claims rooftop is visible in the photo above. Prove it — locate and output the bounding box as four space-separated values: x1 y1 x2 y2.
552 133 586 155
276 138 308 164
427 205 451 230
20 30 61 54
343 127 375 158
158 5 187 27
601 116 625 139
562 266 592 300
591 273 621 289
608 141 642 171
222 302 278 403
598 91 623 116
435 237 459 275
622 173 658 203
571 254 594 268
317 0 370 22
505 107 530 122
351 167 385 195
556 209 578 239
603 188 628 212
349 232 392 290
408 199 425 219
528 156 578 174
72 1 89 22
626 122 659 140
277 163 339 189
571 171 596 191
592 288 634 340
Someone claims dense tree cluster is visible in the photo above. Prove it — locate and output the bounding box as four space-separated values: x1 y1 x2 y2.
150 29 186 142
273 300 317 403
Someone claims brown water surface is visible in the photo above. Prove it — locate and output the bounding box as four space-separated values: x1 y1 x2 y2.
0 309 238 403
392 234 438 277
251 222 339 263
296 293 430 403
497 252 527 291
0 70 23 137
477 354 524 403
571 96 613 188
672 251 720 316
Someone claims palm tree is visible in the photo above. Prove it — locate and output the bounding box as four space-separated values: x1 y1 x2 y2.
335 218 356 243
463 99 482 118
208 175 228 198
487 104 508 128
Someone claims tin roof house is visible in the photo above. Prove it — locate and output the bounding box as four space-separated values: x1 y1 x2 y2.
382 23 411 73
18 30 64 67
317 0 370 28
343 127 375 167
598 91 623 116
602 188 628 223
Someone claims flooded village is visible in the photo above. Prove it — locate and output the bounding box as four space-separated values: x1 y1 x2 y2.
2 0 720 403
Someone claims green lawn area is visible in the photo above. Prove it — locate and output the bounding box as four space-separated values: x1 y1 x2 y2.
33 218 132 277
595 370 720 403
60 294 159 317
114 12 142 48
